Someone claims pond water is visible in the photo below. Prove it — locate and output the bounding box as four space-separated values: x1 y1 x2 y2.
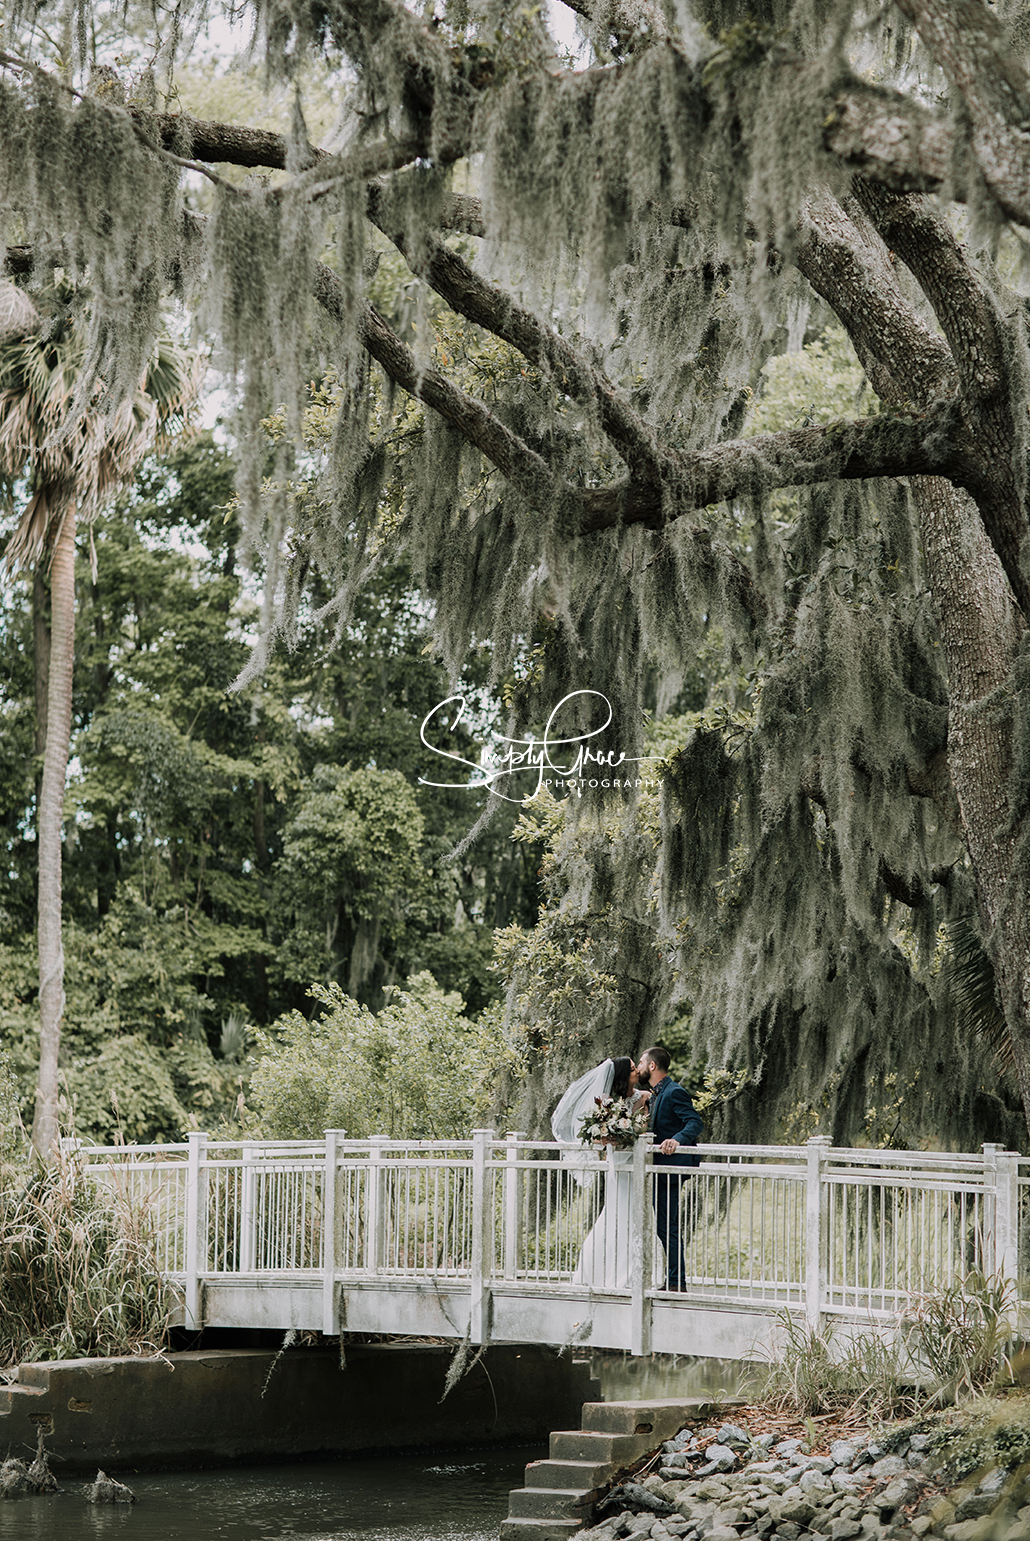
0 1354 748 1541
0 1447 545 1541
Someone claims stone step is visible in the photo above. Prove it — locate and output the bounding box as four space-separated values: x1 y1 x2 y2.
549 1429 653 1464
499 1519 582 1541
508 1487 595 1520
525 1458 612 1490
581 1397 718 1441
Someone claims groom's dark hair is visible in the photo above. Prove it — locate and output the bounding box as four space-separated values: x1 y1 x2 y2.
642 1046 671 1073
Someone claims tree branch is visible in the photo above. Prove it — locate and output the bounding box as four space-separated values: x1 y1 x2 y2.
851 181 1007 405
796 189 955 406
822 80 955 198
894 0 1030 227
572 406 963 532
365 183 667 482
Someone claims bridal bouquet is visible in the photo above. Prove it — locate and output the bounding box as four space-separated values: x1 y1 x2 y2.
577 1095 650 1151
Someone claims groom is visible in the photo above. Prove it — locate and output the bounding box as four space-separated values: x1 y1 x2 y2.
637 1047 702 1291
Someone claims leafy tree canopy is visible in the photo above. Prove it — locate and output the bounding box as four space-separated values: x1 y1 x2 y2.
4 0 1030 1141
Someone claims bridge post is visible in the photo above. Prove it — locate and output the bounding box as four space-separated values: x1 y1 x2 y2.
367 1137 386 1272
630 1133 654 1357
470 1128 494 1344
240 1142 257 1273
984 1144 1020 1337
804 1136 831 1332
184 1130 208 1331
503 1133 525 1280
322 1129 346 1336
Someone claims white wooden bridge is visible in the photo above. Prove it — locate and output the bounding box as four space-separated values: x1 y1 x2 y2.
72 1133 1029 1360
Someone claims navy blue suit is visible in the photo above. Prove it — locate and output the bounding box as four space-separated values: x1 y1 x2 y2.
648 1077 702 1289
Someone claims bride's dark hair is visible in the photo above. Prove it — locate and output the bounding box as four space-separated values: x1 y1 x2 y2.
610 1057 632 1099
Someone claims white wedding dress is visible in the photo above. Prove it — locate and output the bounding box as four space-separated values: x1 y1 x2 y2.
572 1148 634 1289
572 1089 647 1290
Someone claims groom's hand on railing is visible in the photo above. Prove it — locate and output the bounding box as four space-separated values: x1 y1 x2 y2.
658 1139 679 1156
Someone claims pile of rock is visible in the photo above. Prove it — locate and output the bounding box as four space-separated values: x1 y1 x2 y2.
579 1420 1030 1541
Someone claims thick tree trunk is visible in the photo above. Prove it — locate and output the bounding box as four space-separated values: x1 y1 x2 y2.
31 504 75 1158
914 475 1030 1127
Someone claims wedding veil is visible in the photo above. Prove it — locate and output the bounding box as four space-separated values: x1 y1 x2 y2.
550 1059 615 1153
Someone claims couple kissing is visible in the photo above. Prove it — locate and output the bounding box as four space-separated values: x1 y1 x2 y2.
550 1048 702 1292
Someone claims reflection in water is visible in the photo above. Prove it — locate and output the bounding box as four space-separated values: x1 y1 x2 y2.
0 1447 545 1541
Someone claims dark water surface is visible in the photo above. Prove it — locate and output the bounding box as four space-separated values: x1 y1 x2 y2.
0 1447 546 1541
0 1354 747 1539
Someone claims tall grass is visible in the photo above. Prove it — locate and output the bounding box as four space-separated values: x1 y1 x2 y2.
748 1270 1016 1420
0 1149 172 1367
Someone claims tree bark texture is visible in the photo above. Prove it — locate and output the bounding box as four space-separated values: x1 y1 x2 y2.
31 504 75 1157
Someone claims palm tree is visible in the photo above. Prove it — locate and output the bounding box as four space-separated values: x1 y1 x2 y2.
0 280 201 1155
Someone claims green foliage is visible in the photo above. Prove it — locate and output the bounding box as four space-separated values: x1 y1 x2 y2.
903 1270 1015 1401
62 1034 188 1145
747 325 879 435
0 1153 171 1366
275 764 425 935
748 1310 922 1422
751 1270 1016 1422
249 973 508 1140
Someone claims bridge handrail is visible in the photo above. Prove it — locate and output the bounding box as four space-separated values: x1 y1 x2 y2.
66 1132 1024 1349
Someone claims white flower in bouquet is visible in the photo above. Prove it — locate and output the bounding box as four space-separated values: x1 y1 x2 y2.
577 1094 649 1151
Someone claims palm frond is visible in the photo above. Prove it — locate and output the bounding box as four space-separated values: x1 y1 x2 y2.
943 916 1012 1075
0 282 203 575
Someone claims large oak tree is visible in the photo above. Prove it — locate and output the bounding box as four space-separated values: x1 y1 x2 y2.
4 0 1030 1137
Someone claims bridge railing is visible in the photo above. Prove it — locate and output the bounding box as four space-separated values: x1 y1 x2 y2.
66 1133 1025 1343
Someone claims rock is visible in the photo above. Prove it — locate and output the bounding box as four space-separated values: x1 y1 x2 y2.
869 1458 909 1481
925 1497 955 1528
778 1495 817 1525
798 1470 833 1495
907 1437 931 1454
832 1471 866 1494
775 1524 802 1540
807 1456 837 1475
695 1479 733 1500
953 1494 999 1521
717 1424 749 1447
84 1470 136 1504
878 1478 918 1510
0 1459 29 1498
755 1433 778 1451
830 1522 863 1539
909 1520 931 1537
832 1443 860 1467
942 1520 998 1541
978 1468 1007 1496
750 1462 787 1475
699 1445 737 1473
776 1440 805 1457
706 1528 739 1541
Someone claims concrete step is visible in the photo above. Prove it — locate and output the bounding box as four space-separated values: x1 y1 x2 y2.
0 1380 48 1415
499 1520 582 1541
549 1429 653 1464
508 1487 595 1520
525 1458 612 1490
581 1397 718 1441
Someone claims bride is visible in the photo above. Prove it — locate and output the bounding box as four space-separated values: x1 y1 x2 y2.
550 1057 648 1290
